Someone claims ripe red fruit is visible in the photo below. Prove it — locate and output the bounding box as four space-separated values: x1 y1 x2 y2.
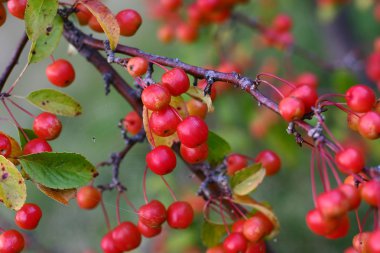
149 106 181 137
368 230 380 253
161 68 190 96
335 147 365 174
23 139 52 155
146 146 177 175
101 232 122 253
305 209 340 236
177 116 208 148
288 85 318 112
296 72 318 88
361 180 380 207
111 222 141 251
226 154 248 176
243 212 273 242
347 112 362 132
157 25 174 43
142 84 171 111
0 230 25 253
123 111 142 135
7 0 27 20
255 150 281 176
46 59 76 87
137 219 162 238
76 186 102 210
126 57 148 78
324 215 350 239
358 111 380 139
0 133 12 157
279 96 305 122
352 232 371 253
231 219 245 233
196 0 220 13
272 14 293 33
138 200 166 228
317 189 350 218
366 53 380 82
345 85 376 113
75 4 92 25
161 0 182 11
223 232 248 253
180 142 208 164
338 184 361 210
15 203 42 230
176 23 199 43
33 112 62 140
0 3 6 27
116 9 142 37
88 15 103 33
167 201 194 229
206 245 225 253
186 98 208 119
246 241 267 253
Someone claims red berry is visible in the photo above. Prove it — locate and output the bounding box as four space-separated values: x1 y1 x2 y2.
137 219 162 238
23 139 52 155
146 146 177 175
347 112 362 132
123 111 142 135
255 150 281 176
76 186 102 210
177 116 208 148
138 200 166 228
126 57 148 78
243 212 273 242
0 3 6 27
46 59 76 87
180 142 208 164
75 3 92 25
324 215 350 239
157 25 174 43
345 85 376 113
288 85 318 112
88 15 104 33
0 230 25 253
246 241 267 253
305 209 339 236
161 68 190 96
206 245 225 253
316 189 350 218
352 232 371 253
223 232 247 253
361 180 380 207
366 53 380 82
231 219 245 233
176 23 199 43
358 111 380 139
296 72 318 88
368 230 380 253
149 106 181 137
196 0 220 13
15 203 42 230
335 147 365 174
160 0 182 11
279 96 305 122
272 14 292 33
101 232 122 253
116 9 142 37
0 133 12 157
111 222 141 251
186 98 208 119
226 154 248 176
142 84 171 111
167 201 194 229
338 184 361 210
33 112 62 140
7 0 26 20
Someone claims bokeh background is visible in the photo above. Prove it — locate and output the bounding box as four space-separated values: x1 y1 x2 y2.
0 0 380 252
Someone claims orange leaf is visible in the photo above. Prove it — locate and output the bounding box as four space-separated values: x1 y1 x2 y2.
78 0 120 50
36 184 76 205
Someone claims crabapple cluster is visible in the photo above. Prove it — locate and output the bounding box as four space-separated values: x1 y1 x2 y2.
262 14 293 49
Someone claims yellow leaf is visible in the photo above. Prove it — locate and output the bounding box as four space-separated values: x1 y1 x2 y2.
0 131 22 165
78 0 120 50
186 86 214 113
36 184 76 205
233 167 266 196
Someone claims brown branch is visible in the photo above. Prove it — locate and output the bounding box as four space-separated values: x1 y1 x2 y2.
0 33 28 92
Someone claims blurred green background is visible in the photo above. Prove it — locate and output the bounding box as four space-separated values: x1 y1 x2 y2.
0 0 380 252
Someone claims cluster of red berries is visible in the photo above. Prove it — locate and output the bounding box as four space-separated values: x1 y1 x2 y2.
145 0 247 44
0 203 42 253
226 150 281 176
75 4 142 37
366 41 380 90
262 14 293 50
206 211 273 253
345 85 380 140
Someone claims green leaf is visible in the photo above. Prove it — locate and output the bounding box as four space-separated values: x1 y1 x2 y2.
207 131 231 166
230 163 266 196
186 86 214 112
25 0 59 41
18 128 37 148
201 220 226 247
28 15 63 64
18 152 97 189
78 0 120 50
26 89 82 117
0 156 26 210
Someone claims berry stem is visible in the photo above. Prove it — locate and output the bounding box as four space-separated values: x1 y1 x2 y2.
142 166 149 204
100 198 111 231
160 175 177 202
1 100 29 142
320 148 342 185
219 199 231 235
259 79 285 99
121 192 138 213
310 149 318 207
257 72 296 89
169 106 183 122
50 55 55 63
355 210 363 234
227 198 248 220
116 192 121 225
7 63 28 94
7 98 36 118
150 60 169 72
